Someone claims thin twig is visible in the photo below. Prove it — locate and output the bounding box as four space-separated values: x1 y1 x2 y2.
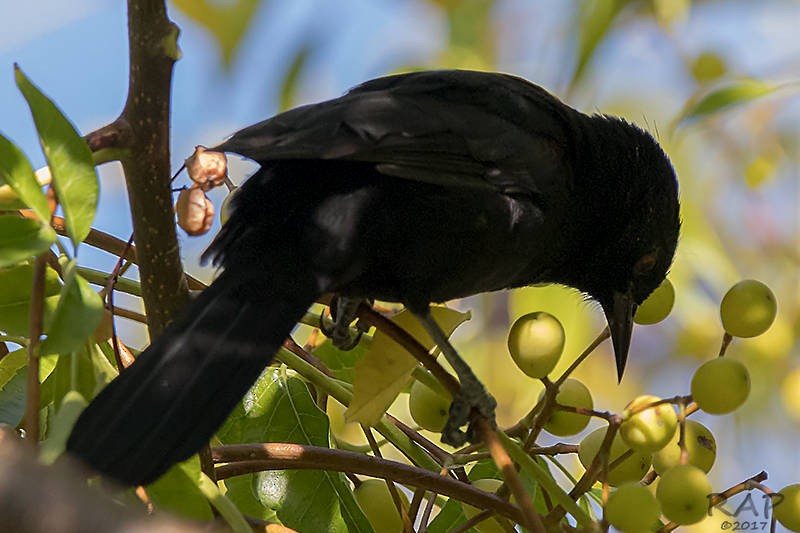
718 332 733 357
363 426 414 533
18 211 207 290
24 253 48 445
476 418 544 533
554 327 611 386
657 471 769 533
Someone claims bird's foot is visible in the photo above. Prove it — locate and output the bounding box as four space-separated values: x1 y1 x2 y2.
319 296 368 350
441 382 497 447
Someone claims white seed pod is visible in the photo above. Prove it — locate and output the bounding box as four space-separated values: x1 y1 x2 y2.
176 187 214 236
185 146 227 190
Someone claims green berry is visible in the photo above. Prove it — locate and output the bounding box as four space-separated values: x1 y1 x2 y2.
578 427 652 486
720 279 777 338
461 478 506 533
620 395 678 453
541 379 593 436
635 278 675 325
656 464 712 525
507 312 565 378
408 380 450 432
652 420 716 475
354 479 409 533
773 483 800 532
691 358 750 414
605 482 661 532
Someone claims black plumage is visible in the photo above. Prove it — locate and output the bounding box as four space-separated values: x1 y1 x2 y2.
67 70 680 486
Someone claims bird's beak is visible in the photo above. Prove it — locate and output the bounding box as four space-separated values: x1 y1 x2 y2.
604 290 636 383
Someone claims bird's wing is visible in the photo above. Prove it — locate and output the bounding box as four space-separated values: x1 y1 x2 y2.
212 70 573 197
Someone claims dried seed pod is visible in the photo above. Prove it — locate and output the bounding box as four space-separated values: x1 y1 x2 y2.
185 146 227 190
176 187 214 236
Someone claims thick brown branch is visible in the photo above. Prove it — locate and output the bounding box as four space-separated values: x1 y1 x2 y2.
119 0 187 336
212 443 524 524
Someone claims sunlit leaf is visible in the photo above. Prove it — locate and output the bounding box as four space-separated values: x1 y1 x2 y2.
572 0 629 87
39 390 87 464
0 348 27 425
172 0 262 66
346 306 470 426
428 458 548 532
0 348 58 425
279 46 311 111
441 0 494 64
313 338 368 383
0 215 56 268
653 0 690 26
15 65 98 249
675 79 777 127
0 263 61 336
0 134 49 221
39 261 104 355
220 370 371 532
147 455 215 520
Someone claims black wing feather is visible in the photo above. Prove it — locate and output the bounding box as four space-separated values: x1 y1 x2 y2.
212 70 574 197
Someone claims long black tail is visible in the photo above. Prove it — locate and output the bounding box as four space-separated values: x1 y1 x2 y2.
66 268 318 486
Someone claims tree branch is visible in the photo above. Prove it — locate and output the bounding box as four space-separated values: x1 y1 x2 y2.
212 443 525 525
119 0 187 336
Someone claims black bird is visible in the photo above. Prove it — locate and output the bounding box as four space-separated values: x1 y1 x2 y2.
67 70 680 486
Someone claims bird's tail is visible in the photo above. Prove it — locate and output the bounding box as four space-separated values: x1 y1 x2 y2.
66 268 318 486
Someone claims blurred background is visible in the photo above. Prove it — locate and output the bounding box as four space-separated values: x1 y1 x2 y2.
1 0 797 527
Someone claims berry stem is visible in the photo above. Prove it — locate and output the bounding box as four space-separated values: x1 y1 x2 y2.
718 332 733 357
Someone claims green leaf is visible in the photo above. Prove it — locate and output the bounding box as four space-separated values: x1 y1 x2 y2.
426 498 473 533
279 46 311 112
0 134 49 221
675 79 777 127
39 261 104 355
0 348 28 425
147 456 215 520
572 0 629 87
40 344 115 419
427 458 549 532
0 215 56 268
39 390 87 464
497 431 592 526
171 0 262 66
312 338 369 383
0 263 61 336
0 348 58 425
196 474 251 533
219 370 371 533
15 65 98 249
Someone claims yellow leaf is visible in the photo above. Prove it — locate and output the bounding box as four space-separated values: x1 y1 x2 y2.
171 0 261 66
346 306 469 426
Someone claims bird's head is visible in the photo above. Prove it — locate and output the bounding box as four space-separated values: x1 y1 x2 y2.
567 115 680 381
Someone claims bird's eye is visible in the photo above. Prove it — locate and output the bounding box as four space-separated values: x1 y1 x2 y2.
633 254 657 276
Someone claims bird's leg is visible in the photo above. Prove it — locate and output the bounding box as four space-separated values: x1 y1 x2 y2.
319 296 365 350
414 307 497 446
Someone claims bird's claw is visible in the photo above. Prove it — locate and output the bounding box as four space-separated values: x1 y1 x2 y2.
441 383 497 447
319 297 367 350
332 328 363 350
